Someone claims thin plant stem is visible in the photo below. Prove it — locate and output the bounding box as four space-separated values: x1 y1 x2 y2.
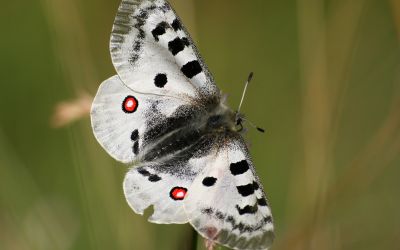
190 228 198 250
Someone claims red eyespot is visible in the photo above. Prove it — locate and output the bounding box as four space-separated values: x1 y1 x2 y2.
170 187 187 200
122 96 138 113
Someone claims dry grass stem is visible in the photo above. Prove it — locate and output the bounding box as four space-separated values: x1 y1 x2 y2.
50 93 93 128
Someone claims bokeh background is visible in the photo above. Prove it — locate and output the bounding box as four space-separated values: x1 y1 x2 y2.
1 0 400 249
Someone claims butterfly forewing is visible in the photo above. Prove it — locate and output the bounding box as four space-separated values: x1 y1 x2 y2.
111 0 219 101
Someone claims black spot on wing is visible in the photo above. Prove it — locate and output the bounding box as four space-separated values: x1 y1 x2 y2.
237 183 255 197
265 215 273 224
148 174 161 182
253 181 260 190
202 177 217 187
138 168 150 176
133 40 142 52
257 197 268 206
152 22 168 41
226 215 234 224
230 160 249 175
181 60 202 79
236 204 258 215
210 209 273 233
168 37 186 55
201 207 214 215
215 211 225 220
138 29 145 39
171 18 182 31
181 37 190 46
125 5 157 64
137 168 161 182
131 129 139 141
133 141 139 155
154 73 167 88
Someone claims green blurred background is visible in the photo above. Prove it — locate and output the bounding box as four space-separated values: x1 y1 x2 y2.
1 0 399 249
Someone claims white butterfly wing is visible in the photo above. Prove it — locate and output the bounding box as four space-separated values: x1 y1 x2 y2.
92 0 222 164
111 0 219 100
123 134 218 224
91 75 190 163
123 163 192 223
184 135 274 250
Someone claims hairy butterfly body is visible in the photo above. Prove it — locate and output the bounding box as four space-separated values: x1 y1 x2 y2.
91 0 274 249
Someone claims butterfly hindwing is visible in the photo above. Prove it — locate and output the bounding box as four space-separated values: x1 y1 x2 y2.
124 163 192 223
122 130 274 249
91 75 189 163
184 135 274 250
123 134 220 224
111 0 219 101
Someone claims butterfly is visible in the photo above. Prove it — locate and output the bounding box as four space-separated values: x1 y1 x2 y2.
90 0 274 249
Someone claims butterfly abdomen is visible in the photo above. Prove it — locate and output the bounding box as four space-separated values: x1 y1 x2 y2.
143 128 202 162
139 103 234 163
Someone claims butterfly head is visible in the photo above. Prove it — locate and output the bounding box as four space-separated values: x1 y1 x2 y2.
235 112 245 132
234 111 265 133
230 72 264 133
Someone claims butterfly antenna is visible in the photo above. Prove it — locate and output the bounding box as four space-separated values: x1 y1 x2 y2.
235 72 265 133
237 72 253 114
242 117 266 133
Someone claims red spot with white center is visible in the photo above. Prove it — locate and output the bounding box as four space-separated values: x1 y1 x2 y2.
170 187 187 200
122 96 138 113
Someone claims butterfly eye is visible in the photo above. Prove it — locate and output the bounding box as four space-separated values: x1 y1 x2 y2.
170 187 187 200
122 96 138 113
